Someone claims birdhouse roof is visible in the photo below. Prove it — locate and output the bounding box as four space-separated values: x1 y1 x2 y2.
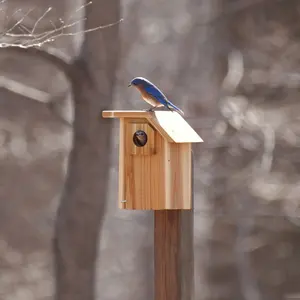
102 110 203 143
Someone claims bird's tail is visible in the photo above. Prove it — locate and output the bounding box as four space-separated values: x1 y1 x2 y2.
167 102 184 116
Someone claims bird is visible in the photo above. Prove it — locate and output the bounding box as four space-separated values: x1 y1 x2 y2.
133 130 148 147
128 77 184 116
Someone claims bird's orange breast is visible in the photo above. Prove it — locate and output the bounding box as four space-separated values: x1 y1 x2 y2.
135 84 162 107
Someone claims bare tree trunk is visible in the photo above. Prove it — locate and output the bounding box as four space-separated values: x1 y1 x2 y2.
53 2 120 300
5 1 120 299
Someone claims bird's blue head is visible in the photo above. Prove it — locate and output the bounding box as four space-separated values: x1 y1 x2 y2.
128 77 150 87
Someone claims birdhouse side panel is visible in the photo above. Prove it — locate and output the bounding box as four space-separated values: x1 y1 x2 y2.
165 143 192 209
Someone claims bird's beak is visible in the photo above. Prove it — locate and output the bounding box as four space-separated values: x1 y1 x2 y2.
128 83 131 87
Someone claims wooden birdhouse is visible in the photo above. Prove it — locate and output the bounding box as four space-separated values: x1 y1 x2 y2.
102 110 203 210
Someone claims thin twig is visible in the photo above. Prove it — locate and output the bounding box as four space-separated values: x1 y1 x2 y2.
32 7 52 34
0 2 123 49
3 8 34 35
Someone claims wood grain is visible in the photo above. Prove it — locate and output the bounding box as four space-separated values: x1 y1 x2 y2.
102 110 153 119
103 110 199 210
118 118 126 209
119 118 192 209
154 210 194 300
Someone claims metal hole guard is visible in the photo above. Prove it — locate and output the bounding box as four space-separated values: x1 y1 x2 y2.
133 130 148 147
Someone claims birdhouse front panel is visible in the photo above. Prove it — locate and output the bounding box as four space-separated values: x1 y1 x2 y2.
118 117 192 210
127 120 155 155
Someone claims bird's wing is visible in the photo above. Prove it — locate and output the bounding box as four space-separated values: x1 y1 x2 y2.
144 84 168 105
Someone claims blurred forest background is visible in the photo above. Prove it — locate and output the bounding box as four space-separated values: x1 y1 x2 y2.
0 0 300 300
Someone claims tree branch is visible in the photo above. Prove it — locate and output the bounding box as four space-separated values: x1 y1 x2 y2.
0 75 50 102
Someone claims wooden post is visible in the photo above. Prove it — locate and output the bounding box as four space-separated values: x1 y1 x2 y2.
154 152 194 300
154 209 194 300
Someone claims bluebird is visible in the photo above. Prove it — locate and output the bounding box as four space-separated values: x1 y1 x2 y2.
128 77 184 115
